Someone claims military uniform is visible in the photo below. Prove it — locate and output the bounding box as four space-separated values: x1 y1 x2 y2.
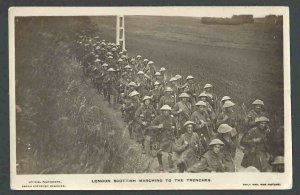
158 94 175 110
173 101 193 134
134 104 156 144
246 109 269 129
188 150 226 172
190 110 212 150
124 98 140 139
240 126 271 172
216 134 236 172
173 132 205 170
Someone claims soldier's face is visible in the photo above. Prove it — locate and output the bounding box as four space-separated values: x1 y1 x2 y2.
198 105 206 112
144 99 150 106
212 145 222 154
187 79 193 84
254 105 262 112
200 97 207 101
154 85 159 89
206 88 211 92
182 97 188 102
162 110 170 116
258 121 267 129
186 125 193 134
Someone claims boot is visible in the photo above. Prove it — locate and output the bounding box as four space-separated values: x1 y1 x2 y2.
157 153 163 172
177 162 186 173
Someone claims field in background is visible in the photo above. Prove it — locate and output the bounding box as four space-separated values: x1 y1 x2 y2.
91 16 284 123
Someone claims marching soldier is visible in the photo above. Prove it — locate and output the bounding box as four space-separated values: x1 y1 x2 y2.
158 87 176 110
245 99 269 129
216 124 236 172
240 116 272 172
191 100 212 150
149 81 163 110
198 92 216 122
135 96 157 154
172 93 193 136
216 100 239 150
202 83 217 110
185 75 198 104
217 96 231 115
173 121 205 172
135 70 148 97
124 90 141 139
188 139 226 172
148 105 176 172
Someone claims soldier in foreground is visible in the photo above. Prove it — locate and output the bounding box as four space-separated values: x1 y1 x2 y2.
148 105 176 172
188 139 226 172
240 116 272 172
173 121 205 173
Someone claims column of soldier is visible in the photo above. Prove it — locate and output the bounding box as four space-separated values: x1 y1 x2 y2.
74 35 284 173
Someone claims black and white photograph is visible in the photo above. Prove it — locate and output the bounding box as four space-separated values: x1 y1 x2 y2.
9 7 292 190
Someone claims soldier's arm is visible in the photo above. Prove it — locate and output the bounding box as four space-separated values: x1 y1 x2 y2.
134 107 143 124
241 129 256 146
173 136 187 153
187 157 210 173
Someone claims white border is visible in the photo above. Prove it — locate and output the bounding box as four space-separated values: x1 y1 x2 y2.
9 6 292 190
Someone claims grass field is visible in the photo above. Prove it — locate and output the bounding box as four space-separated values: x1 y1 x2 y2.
91 16 284 122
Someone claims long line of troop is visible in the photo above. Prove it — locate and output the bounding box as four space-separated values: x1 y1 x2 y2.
74 34 284 173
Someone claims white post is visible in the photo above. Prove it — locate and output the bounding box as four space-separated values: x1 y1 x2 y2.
116 15 125 51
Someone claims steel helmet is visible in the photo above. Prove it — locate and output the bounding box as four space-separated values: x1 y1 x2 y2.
223 100 235 108
154 81 160 86
107 68 115 72
128 82 137 87
130 58 136 62
108 56 113 59
118 58 123 62
255 116 270 123
160 67 166 72
143 59 149 62
124 65 132 69
209 139 224 146
175 74 182 79
137 55 142 58
217 124 233 134
112 48 116 51
204 83 213 89
186 75 195 80
169 77 177 82
198 92 208 98
121 55 127 58
129 90 139 97
252 99 264 106
195 101 207 107
164 87 173 92
179 93 190 98
155 72 161 76
94 58 101 62
271 156 284 165
107 52 112 55
160 105 172 111
221 96 231 102
183 121 196 128
148 61 154 65
137 71 144 75
142 96 152 102
102 63 108 67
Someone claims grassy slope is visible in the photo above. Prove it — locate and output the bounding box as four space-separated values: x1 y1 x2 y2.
91 16 284 119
